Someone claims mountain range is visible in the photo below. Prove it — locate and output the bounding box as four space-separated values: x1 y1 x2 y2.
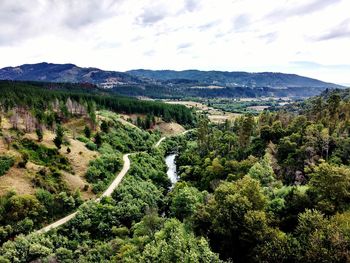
0 62 343 98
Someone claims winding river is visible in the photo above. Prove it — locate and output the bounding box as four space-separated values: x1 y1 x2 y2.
165 153 178 186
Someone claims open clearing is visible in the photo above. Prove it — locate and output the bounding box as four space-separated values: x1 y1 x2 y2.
153 122 185 136
164 100 240 123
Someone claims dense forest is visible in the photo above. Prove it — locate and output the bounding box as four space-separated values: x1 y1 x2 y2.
172 89 350 262
0 84 350 262
0 81 194 126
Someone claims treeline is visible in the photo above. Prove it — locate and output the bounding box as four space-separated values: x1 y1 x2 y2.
0 81 194 125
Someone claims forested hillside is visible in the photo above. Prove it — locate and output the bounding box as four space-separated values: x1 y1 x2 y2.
0 81 194 125
127 69 340 88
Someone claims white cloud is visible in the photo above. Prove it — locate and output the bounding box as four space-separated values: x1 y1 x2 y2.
0 0 349 84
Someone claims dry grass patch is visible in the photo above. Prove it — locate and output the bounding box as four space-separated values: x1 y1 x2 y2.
59 139 98 199
153 122 185 136
24 130 56 148
0 167 35 196
63 118 88 134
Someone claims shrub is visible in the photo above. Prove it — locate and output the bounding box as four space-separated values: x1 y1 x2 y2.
77 136 90 143
85 142 97 151
0 156 14 176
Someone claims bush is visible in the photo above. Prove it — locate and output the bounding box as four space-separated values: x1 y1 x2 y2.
85 142 98 151
86 153 123 193
0 156 15 176
19 139 71 171
77 136 90 143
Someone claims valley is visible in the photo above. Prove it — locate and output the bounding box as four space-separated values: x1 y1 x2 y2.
1 79 350 263
1 0 349 261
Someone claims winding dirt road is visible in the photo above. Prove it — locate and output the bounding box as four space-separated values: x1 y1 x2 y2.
36 137 166 234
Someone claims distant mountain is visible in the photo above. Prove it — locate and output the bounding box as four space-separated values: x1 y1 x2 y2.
127 69 341 89
0 63 343 98
0 62 142 86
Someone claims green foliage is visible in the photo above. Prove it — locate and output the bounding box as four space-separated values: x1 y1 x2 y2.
32 168 67 194
112 176 163 226
84 125 91 138
134 219 222 263
308 162 350 214
19 139 71 171
193 176 268 261
169 185 205 221
85 141 97 151
0 156 14 176
53 125 64 149
86 154 122 193
94 132 102 148
3 87 350 262
35 128 43 142
248 153 277 187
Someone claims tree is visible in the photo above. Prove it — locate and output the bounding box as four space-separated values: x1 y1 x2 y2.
248 153 277 187
308 162 350 214
170 186 204 221
294 210 350 262
3 135 12 150
94 132 102 148
320 128 330 160
53 125 64 149
135 219 221 263
100 120 109 133
197 117 210 155
36 128 43 142
194 176 268 261
84 125 91 138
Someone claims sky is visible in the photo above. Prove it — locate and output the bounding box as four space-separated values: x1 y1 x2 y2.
0 0 349 85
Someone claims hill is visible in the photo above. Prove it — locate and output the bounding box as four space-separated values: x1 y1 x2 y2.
0 62 142 86
0 63 343 98
127 69 340 88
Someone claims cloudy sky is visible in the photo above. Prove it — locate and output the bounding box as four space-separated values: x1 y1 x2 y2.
0 0 349 84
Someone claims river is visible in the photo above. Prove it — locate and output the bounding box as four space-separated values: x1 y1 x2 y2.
165 153 178 185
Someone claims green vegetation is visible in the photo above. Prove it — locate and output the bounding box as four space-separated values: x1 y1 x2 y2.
0 156 14 176
170 91 350 262
206 97 285 114
19 139 71 171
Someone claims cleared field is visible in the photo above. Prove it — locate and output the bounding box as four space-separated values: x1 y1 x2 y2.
153 122 185 136
164 100 240 123
247 105 270 111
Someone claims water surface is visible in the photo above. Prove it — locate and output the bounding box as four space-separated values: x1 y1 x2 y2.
165 153 178 185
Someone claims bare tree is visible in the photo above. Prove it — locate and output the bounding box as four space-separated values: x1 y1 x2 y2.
9 109 19 130
24 112 37 133
3 135 13 150
66 98 74 114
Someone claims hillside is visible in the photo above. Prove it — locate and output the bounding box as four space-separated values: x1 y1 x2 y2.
0 62 142 86
0 80 191 243
127 69 340 88
0 63 343 98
